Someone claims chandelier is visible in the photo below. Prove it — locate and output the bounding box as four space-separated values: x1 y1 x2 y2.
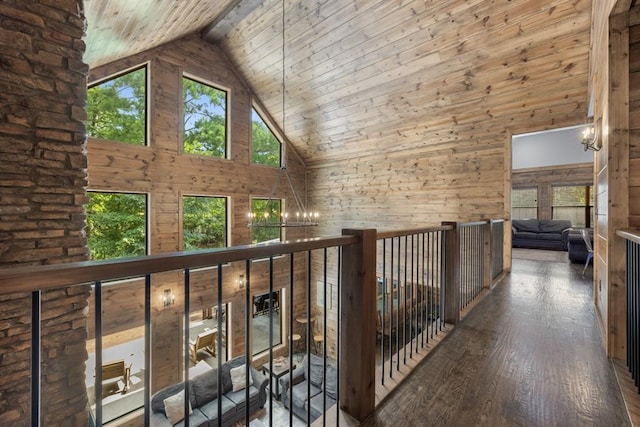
247 0 319 229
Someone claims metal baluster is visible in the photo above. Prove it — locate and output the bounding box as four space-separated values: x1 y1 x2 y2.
322 247 328 426
144 275 151 427
245 260 251 425
288 253 294 427
94 282 102 427
381 239 386 385
184 270 190 427
268 256 274 426
31 290 41 427
217 266 223 426
306 250 312 427
336 247 342 427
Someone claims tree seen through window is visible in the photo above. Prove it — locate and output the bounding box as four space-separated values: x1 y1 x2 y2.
251 107 281 167
86 192 147 260
183 196 227 250
87 67 146 145
183 77 227 158
251 198 281 244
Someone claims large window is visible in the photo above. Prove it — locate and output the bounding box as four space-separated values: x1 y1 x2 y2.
511 188 538 220
87 66 147 145
252 290 282 356
183 196 227 250
251 107 281 167
86 192 147 260
183 77 227 158
251 198 282 244
552 185 593 227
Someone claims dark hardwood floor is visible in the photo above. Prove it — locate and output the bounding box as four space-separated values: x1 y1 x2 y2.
363 255 630 426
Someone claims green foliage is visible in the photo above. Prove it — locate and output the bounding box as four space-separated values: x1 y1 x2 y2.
87 67 146 145
183 78 227 157
183 196 227 250
251 108 281 167
86 192 146 260
251 199 281 244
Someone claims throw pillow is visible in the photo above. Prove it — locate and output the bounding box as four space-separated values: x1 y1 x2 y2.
163 390 192 425
230 364 253 392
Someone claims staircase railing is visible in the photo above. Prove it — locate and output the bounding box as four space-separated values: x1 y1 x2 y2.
0 220 506 426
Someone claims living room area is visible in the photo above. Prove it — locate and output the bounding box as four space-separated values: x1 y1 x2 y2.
511 125 595 271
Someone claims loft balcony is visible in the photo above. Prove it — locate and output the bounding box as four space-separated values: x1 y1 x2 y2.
0 220 509 426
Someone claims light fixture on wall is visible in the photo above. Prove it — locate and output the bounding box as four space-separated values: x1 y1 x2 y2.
162 289 175 307
581 117 602 151
238 274 245 290
247 0 319 229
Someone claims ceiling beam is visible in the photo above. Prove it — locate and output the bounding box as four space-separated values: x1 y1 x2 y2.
202 0 266 42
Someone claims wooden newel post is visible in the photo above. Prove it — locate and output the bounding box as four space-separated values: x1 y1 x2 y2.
340 228 377 422
442 222 460 325
483 220 492 289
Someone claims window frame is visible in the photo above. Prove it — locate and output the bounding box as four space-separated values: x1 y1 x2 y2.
86 190 149 260
551 184 594 228
182 74 230 159
87 63 149 146
181 193 230 251
251 103 283 168
511 187 538 220
249 196 283 245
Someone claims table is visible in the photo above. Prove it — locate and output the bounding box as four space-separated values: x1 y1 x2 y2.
261 360 295 400
296 316 316 351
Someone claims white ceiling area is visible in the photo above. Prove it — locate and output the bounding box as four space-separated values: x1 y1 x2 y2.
512 125 594 170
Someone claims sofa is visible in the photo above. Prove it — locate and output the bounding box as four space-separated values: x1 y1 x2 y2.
511 219 572 250
279 354 337 423
150 356 268 427
567 228 594 263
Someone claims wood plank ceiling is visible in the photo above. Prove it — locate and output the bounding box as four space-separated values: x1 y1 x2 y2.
84 0 592 167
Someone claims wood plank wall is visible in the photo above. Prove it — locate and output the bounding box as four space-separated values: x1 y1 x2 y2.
86 34 312 391
512 163 594 221
590 0 637 361
629 8 640 227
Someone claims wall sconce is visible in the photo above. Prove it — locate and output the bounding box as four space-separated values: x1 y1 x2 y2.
162 289 175 307
581 118 601 151
238 274 245 290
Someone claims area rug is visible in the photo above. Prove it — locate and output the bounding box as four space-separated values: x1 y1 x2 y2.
512 248 569 263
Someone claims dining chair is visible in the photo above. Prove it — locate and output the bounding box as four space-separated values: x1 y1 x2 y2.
581 228 594 275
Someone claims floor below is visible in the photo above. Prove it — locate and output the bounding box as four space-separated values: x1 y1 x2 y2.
363 251 629 426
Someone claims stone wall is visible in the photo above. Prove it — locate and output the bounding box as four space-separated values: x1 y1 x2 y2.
0 1 89 425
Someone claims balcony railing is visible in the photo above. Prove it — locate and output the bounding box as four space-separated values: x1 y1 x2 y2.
617 229 640 394
0 221 506 427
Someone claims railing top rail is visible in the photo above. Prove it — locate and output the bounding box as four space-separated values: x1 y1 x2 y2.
377 225 454 240
459 220 489 227
491 219 505 224
617 229 640 246
0 235 359 295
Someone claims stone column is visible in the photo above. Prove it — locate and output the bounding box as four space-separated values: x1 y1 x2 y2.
0 1 89 425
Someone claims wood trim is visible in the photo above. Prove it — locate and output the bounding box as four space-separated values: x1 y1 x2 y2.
513 162 594 174
616 229 640 245
607 10 631 359
442 221 460 325
340 228 377 422
0 235 358 294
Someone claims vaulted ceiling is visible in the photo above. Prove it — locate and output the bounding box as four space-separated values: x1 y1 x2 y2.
84 0 592 167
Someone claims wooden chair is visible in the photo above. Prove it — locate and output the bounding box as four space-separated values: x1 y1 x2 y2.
190 328 217 363
102 360 125 381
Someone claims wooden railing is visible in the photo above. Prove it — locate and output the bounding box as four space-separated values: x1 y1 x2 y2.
0 221 506 426
491 219 505 280
617 229 640 395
